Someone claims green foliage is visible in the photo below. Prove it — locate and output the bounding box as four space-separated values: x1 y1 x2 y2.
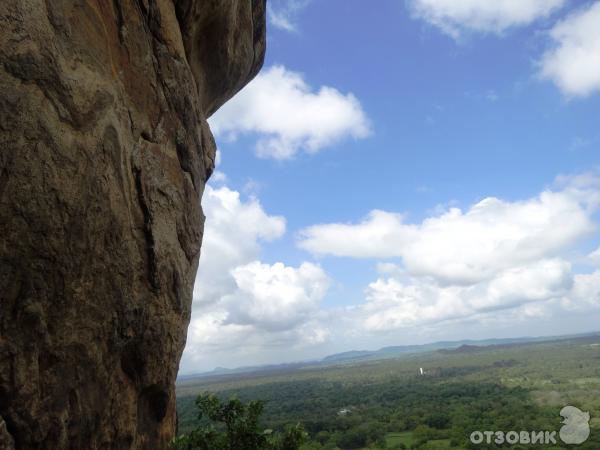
176 337 600 449
170 393 306 450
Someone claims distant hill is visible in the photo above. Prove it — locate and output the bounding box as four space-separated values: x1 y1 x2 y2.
321 350 373 362
323 331 600 363
438 344 486 354
176 360 318 381
177 330 600 381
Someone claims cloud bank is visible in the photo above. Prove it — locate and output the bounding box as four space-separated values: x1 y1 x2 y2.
181 173 600 372
299 180 598 285
298 174 600 336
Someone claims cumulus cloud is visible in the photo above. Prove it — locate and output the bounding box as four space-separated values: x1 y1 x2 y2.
299 179 598 285
409 0 565 38
225 261 330 332
181 174 600 371
359 258 572 332
192 185 285 305
180 182 330 372
188 261 329 346
297 174 600 336
539 2 600 97
209 65 371 160
183 261 330 370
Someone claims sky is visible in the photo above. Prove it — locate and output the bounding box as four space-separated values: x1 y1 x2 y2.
179 0 600 374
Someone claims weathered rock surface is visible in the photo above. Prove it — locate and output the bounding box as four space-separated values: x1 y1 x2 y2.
0 1 265 449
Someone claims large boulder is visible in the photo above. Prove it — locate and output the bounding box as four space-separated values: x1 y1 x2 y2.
0 1 266 449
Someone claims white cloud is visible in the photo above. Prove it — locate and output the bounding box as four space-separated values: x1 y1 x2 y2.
268 8 296 32
210 171 227 183
243 179 263 196
267 0 311 32
225 261 330 332
539 2 600 97
359 258 572 331
481 259 572 308
299 177 598 285
209 65 371 160
409 0 565 38
183 261 330 370
180 181 330 372
210 150 227 183
180 174 600 371
562 270 600 310
298 174 600 336
337 258 576 333
589 246 600 264
192 185 285 305
189 261 329 344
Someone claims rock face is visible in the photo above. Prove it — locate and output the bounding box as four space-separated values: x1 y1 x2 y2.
0 1 265 449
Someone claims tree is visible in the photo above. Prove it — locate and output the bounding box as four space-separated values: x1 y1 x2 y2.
171 394 306 450
425 412 450 429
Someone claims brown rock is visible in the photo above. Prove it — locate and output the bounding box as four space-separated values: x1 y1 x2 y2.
0 1 266 449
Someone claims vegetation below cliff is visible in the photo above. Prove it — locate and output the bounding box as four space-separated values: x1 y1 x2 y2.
177 336 600 449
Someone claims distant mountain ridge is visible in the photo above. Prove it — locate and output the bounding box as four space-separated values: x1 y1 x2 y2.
325 331 600 362
178 330 600 381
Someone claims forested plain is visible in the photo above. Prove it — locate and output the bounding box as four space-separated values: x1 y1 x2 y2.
176 336 600 449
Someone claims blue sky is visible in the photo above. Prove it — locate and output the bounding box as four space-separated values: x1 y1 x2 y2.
179 0 600 373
